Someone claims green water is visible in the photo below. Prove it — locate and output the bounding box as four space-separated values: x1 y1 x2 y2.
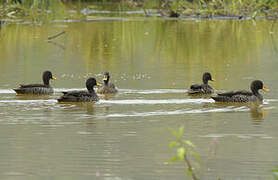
1 19 278 179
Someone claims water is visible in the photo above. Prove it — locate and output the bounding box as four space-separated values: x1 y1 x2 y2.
1 19 278 179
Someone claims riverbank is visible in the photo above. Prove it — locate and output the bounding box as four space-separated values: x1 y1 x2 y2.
1 0 278 23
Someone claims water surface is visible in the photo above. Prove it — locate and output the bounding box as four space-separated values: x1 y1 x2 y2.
1 19 278 179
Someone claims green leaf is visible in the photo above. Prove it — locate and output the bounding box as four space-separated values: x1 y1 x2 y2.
178 126 184 138
271 169 278 173
184 140 195 148
191 151 203 164
169 141 180 148
168 156 179 162
7 11 16 17
251 11 257 18
168 128 180 139
177 147 185 160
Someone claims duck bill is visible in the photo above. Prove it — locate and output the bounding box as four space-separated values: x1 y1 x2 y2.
97 82 103 87
262 86 270 92
103 76 108 81
211 78 215 82
52 76 57 80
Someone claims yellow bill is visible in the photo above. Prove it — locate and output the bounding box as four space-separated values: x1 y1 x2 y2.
262 86 270 92
97 82 103 87
52 76 57 80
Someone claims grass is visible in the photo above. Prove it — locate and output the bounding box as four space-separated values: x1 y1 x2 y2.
1 0 278 23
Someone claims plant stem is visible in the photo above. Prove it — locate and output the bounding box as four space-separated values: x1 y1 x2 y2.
184 153 199 180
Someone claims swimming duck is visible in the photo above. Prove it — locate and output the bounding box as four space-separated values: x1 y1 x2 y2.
13 71 56 95
97 72 118 94
211 80 270 102
58 77 102 102
188 72 215 95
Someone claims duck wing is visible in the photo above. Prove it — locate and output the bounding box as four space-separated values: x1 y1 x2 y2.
212 90 253 102
61 91 90 97
190 84 202 90
217 90 252 97
188 84 213 94
188 84 202 94
14 84 52 94
58 91 98 102
20 84 48 88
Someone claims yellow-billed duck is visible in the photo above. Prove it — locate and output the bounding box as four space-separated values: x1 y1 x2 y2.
97 72 118 94
211 80 270 102
188 72 215 95
57 77 102 102
13 71 56 95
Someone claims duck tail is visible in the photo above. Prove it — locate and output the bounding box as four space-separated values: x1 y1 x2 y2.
211 96 226 102
13 88 23 94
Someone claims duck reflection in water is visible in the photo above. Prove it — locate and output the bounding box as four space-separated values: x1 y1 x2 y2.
249 103 267 123
203 100 267 123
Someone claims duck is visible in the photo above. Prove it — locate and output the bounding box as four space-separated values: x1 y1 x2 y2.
57 77 102 102
211 80 270 103
13 71 56 95
97 72 118 94
188 72 215 95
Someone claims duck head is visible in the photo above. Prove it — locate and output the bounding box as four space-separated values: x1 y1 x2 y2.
86 77 103 93
251 80 270 95
43 71 56 86
103 72 110 85
202 72 215 84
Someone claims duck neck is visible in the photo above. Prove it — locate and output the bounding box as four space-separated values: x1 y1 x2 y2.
88 88 95 94
251 88 260 96
203 78 208 85
104 79 109 86
43 78 50 86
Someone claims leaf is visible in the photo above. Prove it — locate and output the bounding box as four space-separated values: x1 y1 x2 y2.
178 126 184 138
191 151 203 164
169 141 180 148
177 147 185 160
184 140 195 148
7 11 16 17
168 156 179 162
251 11 257 18
168 128 181 140
271 169 278 173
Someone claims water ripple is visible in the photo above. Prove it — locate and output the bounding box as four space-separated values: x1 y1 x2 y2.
0 99 56 103
0 88 188 94
91 106 250 118
119 89 188 94
98 98 212 105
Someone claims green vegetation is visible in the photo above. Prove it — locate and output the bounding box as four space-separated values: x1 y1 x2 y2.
169 126 278 180
168 126 202 180
181 0 278 18
1 0 278 23
271 168 278 180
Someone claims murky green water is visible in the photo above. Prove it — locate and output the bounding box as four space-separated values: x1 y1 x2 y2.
1 19 278 179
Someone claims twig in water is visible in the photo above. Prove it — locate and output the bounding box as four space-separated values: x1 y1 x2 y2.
47 31 66 41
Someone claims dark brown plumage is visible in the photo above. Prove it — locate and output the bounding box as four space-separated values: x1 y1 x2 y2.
58 78 102 102
13 71 56 95
211 80 270 102
188 72 215 95
97 72 118 94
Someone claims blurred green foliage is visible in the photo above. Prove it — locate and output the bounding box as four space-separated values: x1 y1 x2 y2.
168 126 201 180
1 0 278 22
